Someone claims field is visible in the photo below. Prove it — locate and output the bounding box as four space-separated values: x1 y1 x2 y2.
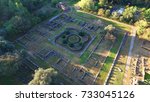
14 9 127 85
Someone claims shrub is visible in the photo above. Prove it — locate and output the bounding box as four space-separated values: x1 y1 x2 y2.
105 9 111 17
69 43 74 48
119 16 124 22
62 35 66 39
98 8 105 16
122 6 137 23
76 0 96 11
29 68 57 85
51 0 59 6
65 31 70 35
79 32 86 36
135 20 149 38
62 40 67 44
111 11 120 20
79 42 83 46
0 53 20 76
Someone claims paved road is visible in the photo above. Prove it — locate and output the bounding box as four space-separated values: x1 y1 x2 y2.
123 27 137 84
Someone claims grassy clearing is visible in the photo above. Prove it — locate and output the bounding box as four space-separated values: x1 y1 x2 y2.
108 37 131 85
80 50 91 64
96 34 124 84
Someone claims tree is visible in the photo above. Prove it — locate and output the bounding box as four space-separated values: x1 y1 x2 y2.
104 25 116 35
0 0 16 21
143 8 150 22
98 8 105 16
135 20 149 39
0 53 20 76
21 0 49 11
139 79 150 85
0 36 22 76
145 28 150 39
122 6 137 23
110 0 150 7
135 20 148 35
77 0 96 11
105 9 111 17
29 68 57 85
4 15 32 37
0 37 15 55
119 16 124 22
99 0 108 7
51 0 60 6
112 11 120 20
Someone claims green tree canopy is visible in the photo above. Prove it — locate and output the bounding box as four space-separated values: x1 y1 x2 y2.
0 53 20 76
143 8 150 22
135 20 149 39
76 0 96 11
29 68 57 85
98 8 105 16
99 0 108 7
122 6 137 22
104 24 116 34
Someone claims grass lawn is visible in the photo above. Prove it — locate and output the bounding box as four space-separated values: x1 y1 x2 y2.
80 34 103 64
108 37 131 85
96 34 124 84
80 50 91 64
145 73 150 80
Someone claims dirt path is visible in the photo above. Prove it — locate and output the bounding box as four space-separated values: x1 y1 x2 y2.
76 10 133 30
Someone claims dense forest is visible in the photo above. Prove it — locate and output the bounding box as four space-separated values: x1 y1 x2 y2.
0 0 63 84
109 0 150 7
0 0 59 39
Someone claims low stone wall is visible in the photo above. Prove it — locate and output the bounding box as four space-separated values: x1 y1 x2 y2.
104 33 128 85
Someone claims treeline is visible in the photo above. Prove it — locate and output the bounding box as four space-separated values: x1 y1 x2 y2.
109 0 150 7
0 0 60 39
76 0 150 40
95 0 150 7
0 0 61 84
0 36 23 77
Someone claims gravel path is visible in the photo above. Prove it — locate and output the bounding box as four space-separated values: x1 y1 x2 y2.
123 27 137 84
